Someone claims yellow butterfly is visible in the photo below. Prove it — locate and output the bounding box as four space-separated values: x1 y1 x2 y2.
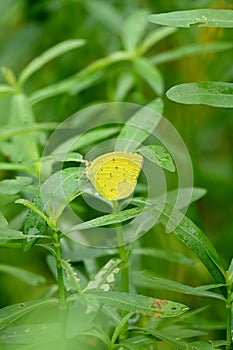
86 152 143 201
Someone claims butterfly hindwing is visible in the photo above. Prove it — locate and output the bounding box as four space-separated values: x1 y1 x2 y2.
86 152 143 200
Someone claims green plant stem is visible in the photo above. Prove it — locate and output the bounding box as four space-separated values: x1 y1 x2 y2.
113 201 129 340
53 230 66 307
225 271 232 350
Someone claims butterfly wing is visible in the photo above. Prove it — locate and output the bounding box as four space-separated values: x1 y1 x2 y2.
86 152 143 200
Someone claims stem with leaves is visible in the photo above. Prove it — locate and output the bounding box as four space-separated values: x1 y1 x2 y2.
53 229 66 307
113 201 130 340
225 271 232 350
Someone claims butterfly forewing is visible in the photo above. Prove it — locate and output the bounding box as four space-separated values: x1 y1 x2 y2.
86 152 143 200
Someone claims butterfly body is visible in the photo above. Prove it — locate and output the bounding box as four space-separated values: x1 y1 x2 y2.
86 152 143 200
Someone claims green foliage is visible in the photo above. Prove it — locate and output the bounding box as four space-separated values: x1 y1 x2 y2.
0 2 232 350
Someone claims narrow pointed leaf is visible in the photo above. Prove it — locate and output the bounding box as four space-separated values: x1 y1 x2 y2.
166 81 233 108
139 27 177 54
19 39 85 84
133 58 164 96
133 271 225 301
151 42 233 65
122 9 149 52
158 204 226 284
0 264 45 286
0 84 13 95
64 206 143 234
115 101 162 152
148 9 233 28
87 291 188 317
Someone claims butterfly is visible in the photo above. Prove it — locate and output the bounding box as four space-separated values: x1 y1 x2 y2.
86 152 143 200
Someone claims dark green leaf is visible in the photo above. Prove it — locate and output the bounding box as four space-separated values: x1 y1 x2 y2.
0 264 45 286
133 271 225 301
166 82 233 108
148 9 233 28
158 204 226 284
132 248 196 266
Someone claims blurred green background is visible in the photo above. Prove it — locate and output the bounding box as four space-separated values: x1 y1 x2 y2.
0 0 232 344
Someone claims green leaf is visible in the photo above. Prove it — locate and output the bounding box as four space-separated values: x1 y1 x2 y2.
39 167 83 223
132 248 196 267
0 212 8 227
22 192 48 251
113 72 135 101
121 9 149 52
151 42 233 65
133 58 164 96
0 176 32 194
139 27 177 55
19 39 85 84
146 328 187 349
0 323 60 345
9 93 39 166
0 299 58 331
29 71 102 105
228 258 233 282
85 0 122 34
137 144 175 172
65 295 99 339
0 84 13 95
64 206 143 235
133 271 225 301
166 82 233 108
51 126 119 155
0 227 26 240
62 241 117 262
148 9 233 28
115 101 162 152
0 264 45 286
185 341 217 350
166 187 207 209
86 291 188 317
120 335 155 350
0 122 57 141
61 259 82 293
41 152 84 164
83 258 121 292
158 204 226 284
